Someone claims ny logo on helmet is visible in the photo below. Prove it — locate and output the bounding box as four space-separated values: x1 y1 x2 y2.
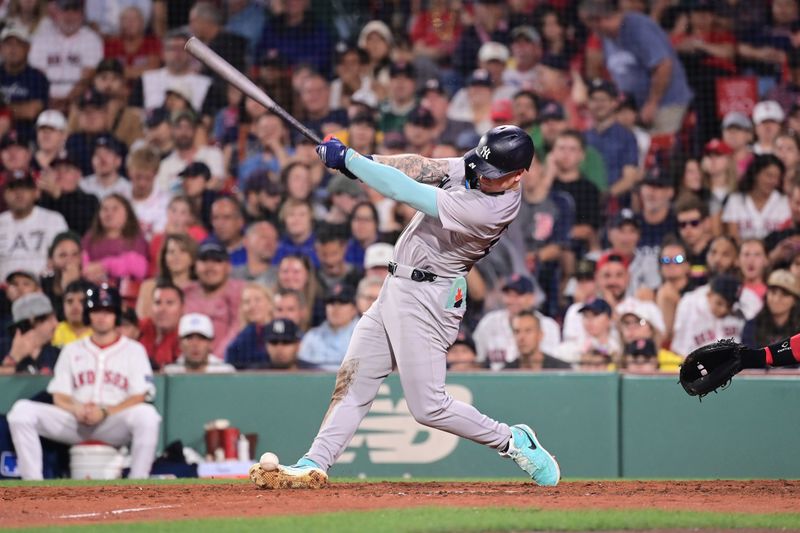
478 146 491 159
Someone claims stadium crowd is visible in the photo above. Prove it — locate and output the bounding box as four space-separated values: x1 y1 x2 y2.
2 0 800 378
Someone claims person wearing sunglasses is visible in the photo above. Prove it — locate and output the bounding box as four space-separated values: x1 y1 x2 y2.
675 195 713 286
1 292 59 375
655 238 692 343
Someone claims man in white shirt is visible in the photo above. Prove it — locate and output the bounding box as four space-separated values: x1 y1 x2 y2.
473 274 561 371
502 26 544 92
127 145 167 240
28 0 103 108
80 135 131 200
164 313 236 374
154 110 225 193
751 100 784 155
138 29 212 112
0 171 67 279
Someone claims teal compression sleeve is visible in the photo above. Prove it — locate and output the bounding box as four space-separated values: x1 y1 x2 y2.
345 149 440 218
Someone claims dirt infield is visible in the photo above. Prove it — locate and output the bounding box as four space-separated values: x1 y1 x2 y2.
2 480 799 528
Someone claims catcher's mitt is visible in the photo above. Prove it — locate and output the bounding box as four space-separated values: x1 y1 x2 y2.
679 338 744 398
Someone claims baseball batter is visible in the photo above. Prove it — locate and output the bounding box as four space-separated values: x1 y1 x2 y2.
249 126 560 490
7 285 161 480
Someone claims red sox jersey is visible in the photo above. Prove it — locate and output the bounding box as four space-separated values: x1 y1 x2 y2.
47 336 155 406
671 285 745 357
394 158 522 277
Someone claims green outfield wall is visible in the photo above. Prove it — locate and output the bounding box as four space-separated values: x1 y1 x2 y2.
2 373 798 478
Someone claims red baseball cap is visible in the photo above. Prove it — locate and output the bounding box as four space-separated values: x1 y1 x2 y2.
703 138 733 156
596 251 630 272
490 99 513 122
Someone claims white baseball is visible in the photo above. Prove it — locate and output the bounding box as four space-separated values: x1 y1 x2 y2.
259 452 279 471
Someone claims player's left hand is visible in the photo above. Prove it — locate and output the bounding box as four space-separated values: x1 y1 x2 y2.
316 137 348 171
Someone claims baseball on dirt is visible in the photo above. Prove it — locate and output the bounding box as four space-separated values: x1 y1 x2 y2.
259 452 279 471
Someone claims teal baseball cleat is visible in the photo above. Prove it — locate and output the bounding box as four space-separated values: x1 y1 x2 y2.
249 457 328 489
500 424 560 486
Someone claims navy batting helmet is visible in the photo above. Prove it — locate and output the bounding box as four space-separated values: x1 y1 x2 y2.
83 283 122 326
463 125 535 179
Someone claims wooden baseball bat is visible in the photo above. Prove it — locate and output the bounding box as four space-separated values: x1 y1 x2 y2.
184 37 322 145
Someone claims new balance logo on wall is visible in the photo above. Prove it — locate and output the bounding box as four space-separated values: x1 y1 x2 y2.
337 384 472 464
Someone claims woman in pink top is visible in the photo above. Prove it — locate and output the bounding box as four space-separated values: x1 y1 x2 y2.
82 193 149 284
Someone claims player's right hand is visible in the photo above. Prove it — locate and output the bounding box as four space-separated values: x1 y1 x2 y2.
316 137 348 171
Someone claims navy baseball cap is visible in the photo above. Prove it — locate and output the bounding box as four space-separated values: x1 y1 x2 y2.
145 107 171 128
178 161 211 181
325 283 356 304
78 88 108 109
710 274 741 307
538 100 565 121
0 131 29 150
389 61 415 78
51 150 82 169
502 274 534 294
610 208 640 229
406 106 435 128
265 319 301 343
588 78 618 98
197 241 229 261
5 169 36 189
96 58 123 76
579 298 612 316
467 69 493 88
418 78 446 98
641 168 673 188
243 169 282 195
575 258 596 280
94 135 125 157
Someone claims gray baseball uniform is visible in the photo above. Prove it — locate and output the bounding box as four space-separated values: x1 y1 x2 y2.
307 158 520 470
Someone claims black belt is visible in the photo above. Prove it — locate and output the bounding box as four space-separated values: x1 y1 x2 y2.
388 261 438 282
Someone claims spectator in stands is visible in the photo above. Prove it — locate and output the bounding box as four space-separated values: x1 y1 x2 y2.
0 269 39 352
189 2 247 87
723 154 790 240
149 198 207 264
80 135 129 200
737 0 798 88
446 331 480 371
585 78 639 198
329 44 375 112
740 240 769 302
135 29 212 113
403 106 438 158
207 196 247 267
264 318 302 370
276 253 322 325
138 233 196 318
273 288 309 333
548 130 602 252
720 112 754 178
224 0 267 64
237 113 291 188
298 283 359 371
298 73 348 138
86 0 152 37
40 231 84 320
128 145 167 241
273 199 319 268
0 24 48 141
380 62 417 133
175 162 216 231
655 238 692 341
102 6 162 87
453 0 510 77
699 138 738 224
706 235 739 276
82 193 148 284
509 310 571 370
52 280 91 348
231 221 279 287
558 298 621 368
326 174 366 225
502 26 543 92
419 78 474 147
155 110 225 192
29 0 103 111
345 201 380 268
363 243 394 280
87 58 143 148
615 93 649 168
671 274 746 356
775 132 800 191
766 53 800 115
314 224 362 297
282 162 320 217
38 150 99 236
636 172 676 256
140 108 172 159
257 0 332 76
473 274 561 371
5 0 51 35
0 170 68 280
617 297 680 372
164 312 235 374
766 182 800 264
241 170 282 226
620 338 658 373
742 269 800 348
449 69 494 134
580 0 692 133
355 275 383 315
31 110 67 172
225 283 274 370
752 101 785 155
357 20 392 94
604 210 645 295
1 292 59 375
0 130 33 176
138 281 183 370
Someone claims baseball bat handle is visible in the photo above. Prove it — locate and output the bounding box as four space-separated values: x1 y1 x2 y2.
184 37 322 145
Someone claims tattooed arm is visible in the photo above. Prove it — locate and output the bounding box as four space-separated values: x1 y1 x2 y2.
371 154 450 185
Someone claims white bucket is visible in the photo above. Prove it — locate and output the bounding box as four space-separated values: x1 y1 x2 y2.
70 443 125 480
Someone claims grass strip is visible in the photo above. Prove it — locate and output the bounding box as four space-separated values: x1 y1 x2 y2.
7 506 800 533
